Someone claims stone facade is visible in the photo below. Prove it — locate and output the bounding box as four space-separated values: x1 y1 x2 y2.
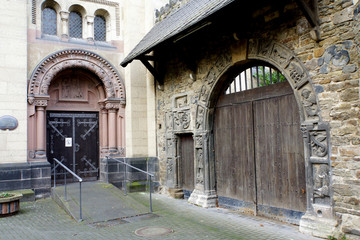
152 0 360 238
0 0 167 197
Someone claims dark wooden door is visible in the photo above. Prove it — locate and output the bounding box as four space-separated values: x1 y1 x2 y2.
47 112 99 181
179 134 194 192
214 81 306 220
215 102 256 211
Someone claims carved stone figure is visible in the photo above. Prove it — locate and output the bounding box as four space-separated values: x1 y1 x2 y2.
301 88 318 117
196 106 205 129
313 164 330 198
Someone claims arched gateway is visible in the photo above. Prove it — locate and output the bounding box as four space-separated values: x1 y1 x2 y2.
27 49 125 180
186 39 332 224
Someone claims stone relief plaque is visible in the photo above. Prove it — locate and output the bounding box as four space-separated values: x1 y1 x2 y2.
0 115 18 131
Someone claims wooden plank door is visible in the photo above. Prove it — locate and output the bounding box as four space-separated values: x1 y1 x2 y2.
253 94 306 215
179 134 194 192
214 102 256 211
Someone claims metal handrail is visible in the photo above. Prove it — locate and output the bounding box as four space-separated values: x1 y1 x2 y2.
53 158 83 221
107 156 154 213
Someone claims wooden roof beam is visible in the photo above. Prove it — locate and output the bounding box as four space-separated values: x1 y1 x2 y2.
138 55 163 86
295 0 321 41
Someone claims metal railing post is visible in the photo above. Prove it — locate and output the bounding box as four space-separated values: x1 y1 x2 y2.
52 158 83 222
54 161 56 188
149 175 153 213
64 172 67 201
79 181 82 221
124 160 127 196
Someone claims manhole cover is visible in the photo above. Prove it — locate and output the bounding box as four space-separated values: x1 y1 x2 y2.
134 226 174 237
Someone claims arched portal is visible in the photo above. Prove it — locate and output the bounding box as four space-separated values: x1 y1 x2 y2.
188 39 333 226
27 49 125 180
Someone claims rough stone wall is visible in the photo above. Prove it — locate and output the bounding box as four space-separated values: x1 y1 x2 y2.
155 0 360 238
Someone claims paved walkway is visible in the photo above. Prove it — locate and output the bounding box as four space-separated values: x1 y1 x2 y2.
0 191 322 240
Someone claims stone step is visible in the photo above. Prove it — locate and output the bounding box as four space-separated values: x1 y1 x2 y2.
7 189 35 202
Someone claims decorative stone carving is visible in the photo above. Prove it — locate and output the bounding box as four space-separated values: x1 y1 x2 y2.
270 44 293 68
175 95 188 108
199 85 208 103
205 50 231 86
195 105 205 130
257 39 273 57
301 88 319 118
28 49 125 103
196 148 204 184
310 131 328 158
248 38 320 122
194 135 203 148
173 111 190 130
288 61 308 89
34 100 48 107
313 164 330 199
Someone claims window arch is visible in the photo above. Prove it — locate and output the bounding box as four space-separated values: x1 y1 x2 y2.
94 15 106 41
225 64 286 95
69 11 83 38
42 7 57 35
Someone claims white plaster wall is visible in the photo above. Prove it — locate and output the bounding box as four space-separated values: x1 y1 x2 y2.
0 0 28 163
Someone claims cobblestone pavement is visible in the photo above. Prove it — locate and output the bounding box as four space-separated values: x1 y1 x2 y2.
0 192 322 240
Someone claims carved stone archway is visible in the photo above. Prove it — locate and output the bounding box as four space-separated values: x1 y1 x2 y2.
187 39 334 230
27 49 126 161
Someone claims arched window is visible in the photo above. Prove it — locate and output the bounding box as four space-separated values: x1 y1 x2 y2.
69 11 82 38
94 15 106 41
225 65 286 94
42 7 57 35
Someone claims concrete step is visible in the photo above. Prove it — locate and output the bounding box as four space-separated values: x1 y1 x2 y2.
51 181 151 224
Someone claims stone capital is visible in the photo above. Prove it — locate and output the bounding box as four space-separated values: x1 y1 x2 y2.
60 11 70 20
33 95 50 107
86 15 95 24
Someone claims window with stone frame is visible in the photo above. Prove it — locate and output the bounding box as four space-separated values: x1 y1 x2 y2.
69 11 82 38
94 15 106 41
42 7 57 35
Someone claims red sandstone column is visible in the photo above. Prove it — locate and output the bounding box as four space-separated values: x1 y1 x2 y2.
108 108 117 153
35 105 46 159
101 107 108 153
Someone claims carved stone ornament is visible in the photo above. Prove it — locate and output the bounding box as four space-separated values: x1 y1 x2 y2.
28 49 125 102
205 49 231 86
194 135 203 148
173 111 190 130
34 100 48 107
195 105 205 130
196 148 204 184
313 164 330 198
247 39 319 122
301 88 319 118
310 131 328 158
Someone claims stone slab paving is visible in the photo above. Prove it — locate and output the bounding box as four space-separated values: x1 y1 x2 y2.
0 192 323 240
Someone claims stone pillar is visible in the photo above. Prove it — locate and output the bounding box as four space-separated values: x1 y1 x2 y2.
85 15 94 42
60 11 69 40
108 109 117 153
101 107 108 155
34 99 48 159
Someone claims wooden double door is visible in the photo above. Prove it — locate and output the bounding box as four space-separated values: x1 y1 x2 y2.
214 82 306 221
47 111 99 181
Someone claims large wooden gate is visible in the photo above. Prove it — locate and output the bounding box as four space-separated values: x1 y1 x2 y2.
47 112 99 181
214 81 306 222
